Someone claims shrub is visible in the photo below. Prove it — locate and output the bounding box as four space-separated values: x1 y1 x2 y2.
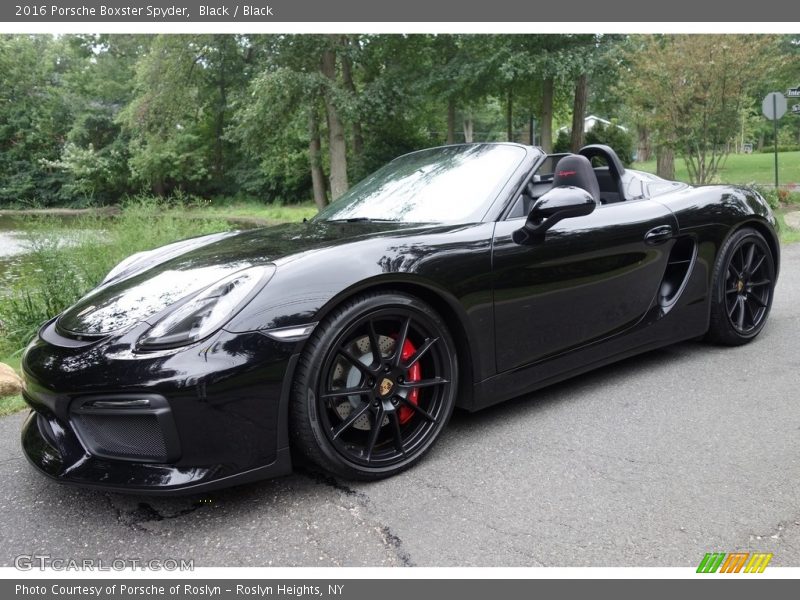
748 184 780 210
745 184 800 209
551 121 635 166
553 130 571 154
757 145 800 154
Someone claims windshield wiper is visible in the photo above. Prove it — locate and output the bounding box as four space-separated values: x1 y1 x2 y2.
325 217 396 223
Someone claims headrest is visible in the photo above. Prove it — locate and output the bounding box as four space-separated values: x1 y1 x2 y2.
552 154 600 203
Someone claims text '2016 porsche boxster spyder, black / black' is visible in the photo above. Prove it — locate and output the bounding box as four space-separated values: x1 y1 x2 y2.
20 143 779 494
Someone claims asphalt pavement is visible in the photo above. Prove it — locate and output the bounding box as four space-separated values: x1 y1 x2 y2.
1 244 799 568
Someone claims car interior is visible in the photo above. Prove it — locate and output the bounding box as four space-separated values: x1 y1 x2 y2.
507 144 636 219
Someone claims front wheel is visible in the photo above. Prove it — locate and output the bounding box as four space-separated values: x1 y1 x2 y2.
290 292 458 480
707 227 776 345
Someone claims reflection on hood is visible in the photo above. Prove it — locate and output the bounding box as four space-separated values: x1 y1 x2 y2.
56 219 446 337
57 264 248 336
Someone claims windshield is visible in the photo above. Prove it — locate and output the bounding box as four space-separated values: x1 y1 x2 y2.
314 144 527 223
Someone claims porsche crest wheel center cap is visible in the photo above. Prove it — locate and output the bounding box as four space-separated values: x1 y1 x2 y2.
737 279 745 293
378 377 394 397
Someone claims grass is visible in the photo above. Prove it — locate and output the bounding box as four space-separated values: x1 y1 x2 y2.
633 151 800 186
776 211 800 245
178 199 318 223
0 396 25 417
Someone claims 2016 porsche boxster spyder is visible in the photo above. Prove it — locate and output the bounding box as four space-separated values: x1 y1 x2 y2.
21 143 779 494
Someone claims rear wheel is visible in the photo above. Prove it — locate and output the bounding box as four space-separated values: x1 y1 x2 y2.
290 292 458 480
707 227 775 345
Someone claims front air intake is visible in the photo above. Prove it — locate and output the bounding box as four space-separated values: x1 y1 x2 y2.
69 395 180 463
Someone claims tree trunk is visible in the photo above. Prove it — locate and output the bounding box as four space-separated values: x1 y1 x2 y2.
463 112 474 143
340 37 363 156
540 78 554 153
214 55 226 183
320 46 349 200
308 108 328 210
446 98 456 144
506 87 514 142
656 146 675 180
636 126 651 163
570 73 588 152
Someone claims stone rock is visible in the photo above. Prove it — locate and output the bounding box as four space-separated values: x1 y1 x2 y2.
0 362 23 397
784 211 800 230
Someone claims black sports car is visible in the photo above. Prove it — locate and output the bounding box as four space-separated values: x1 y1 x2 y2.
20 143 779 494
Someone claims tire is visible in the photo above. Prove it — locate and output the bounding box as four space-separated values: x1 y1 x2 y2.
290 291 458 480
707 227 775 345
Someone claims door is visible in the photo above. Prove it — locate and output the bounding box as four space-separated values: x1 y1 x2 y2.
492 201 678 372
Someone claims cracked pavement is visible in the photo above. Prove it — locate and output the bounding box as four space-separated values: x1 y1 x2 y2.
1 244 800 567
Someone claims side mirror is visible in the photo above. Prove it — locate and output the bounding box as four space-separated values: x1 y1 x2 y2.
512 186 597 244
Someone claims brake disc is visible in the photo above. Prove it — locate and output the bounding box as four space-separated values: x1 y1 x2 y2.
332 335 395 430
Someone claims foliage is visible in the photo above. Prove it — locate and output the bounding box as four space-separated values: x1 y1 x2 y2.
553 130 571 153
120 34 258 197
1 34 798 207
0 35 73 207
756 185 800 209
622 35 785 184
750 185 782 210
585 121 635 165
758 145 800 154
0 394 25 417
552 120 634 165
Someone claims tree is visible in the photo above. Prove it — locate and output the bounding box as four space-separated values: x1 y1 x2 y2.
0 35 73 206
623 35 781 184
570 73 588 151
120 35 257 196
48 35 150 204
319 37 349 199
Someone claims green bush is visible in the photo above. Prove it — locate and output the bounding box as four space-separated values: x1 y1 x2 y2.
748 184 780 209
746 184 800 209
553 130 571 154
551 121 634 166
585 121 635 166
758 145 800 154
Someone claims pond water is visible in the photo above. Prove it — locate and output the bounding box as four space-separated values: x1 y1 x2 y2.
0 215 38 294
0 214 109 296
0 216 32 258
0 213 258 296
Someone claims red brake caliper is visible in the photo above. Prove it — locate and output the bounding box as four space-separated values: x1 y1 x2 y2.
398 338 421 424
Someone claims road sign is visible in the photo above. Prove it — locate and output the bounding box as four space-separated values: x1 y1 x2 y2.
763 92 787 120
762 92 787 190
793 104 800 115
787 87 800 98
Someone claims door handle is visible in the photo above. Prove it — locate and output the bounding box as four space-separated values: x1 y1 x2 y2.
644 225 674 245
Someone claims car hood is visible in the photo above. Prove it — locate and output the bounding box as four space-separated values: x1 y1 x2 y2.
56 220 434 336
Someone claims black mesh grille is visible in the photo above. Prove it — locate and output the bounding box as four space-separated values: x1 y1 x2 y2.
72 413 168 462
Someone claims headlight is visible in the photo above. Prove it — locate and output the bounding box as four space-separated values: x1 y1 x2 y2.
137 265 274 349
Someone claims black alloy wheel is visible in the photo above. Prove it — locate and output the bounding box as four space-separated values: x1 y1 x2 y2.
291 292 458 480
707 227 775 345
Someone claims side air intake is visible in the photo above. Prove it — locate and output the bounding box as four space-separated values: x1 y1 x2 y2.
659 236 697 310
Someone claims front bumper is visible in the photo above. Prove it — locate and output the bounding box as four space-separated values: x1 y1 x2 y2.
20 320 299 495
